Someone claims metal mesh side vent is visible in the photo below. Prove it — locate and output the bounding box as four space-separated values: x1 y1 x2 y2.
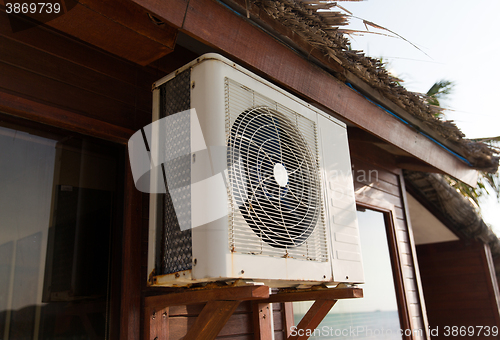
158 69 193 275
225 78 328 262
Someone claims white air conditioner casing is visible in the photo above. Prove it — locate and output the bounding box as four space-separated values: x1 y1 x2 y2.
148 53 364 287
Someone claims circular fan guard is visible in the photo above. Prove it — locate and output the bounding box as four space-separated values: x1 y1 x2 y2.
229 107 321 248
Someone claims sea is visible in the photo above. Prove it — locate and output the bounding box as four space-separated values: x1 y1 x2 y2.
293 311 408 339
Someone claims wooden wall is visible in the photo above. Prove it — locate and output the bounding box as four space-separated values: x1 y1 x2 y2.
165 302 287 340
0 11 152 340
416 240 500 339
350 138 429 340
0 10 157 133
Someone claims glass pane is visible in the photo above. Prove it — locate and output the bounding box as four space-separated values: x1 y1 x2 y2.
0 120 121 340
293 209 402 339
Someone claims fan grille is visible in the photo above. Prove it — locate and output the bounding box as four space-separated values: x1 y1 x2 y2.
226 78 328 261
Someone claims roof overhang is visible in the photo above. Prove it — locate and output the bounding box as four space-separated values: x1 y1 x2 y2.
6 0 479 185
405 171 500 277
130 0 478 185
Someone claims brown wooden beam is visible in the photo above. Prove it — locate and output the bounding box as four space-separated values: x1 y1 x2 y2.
183 300 241 340
253 302 273 340
123 0 189 28
0 9 153 85
0 0 177 65
76 0 177 46
0 90 134 144
259 287 363 304
283 302 295 338
47 1 174 65
120 161 143 340
289 300 337 340
145 285 270 310
144 307 169 340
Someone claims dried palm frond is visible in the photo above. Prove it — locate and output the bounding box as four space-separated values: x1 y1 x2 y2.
473 136 500 144
337 28 400 38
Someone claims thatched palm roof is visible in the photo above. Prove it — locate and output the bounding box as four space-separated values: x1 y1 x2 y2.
251 0 499 172
405 170 500 277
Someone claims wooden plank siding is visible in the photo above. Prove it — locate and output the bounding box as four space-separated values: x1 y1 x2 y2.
350 143 429 340
0 9 161 135
166 302 287 340
416 240 500 339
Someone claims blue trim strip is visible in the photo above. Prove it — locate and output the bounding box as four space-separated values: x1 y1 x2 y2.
345 83 472 166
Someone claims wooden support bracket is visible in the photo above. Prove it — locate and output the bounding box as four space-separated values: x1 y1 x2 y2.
183 300 240 340
288 300 337 340
144 285 270 340
144 286 362 340
253 302 273 340
145 307 169 340
257 287 363 340
258 287 363 304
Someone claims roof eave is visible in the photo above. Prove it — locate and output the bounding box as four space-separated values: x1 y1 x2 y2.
67 0 482 184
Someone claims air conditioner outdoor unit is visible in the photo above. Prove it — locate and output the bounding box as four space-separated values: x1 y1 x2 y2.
146 53 363 287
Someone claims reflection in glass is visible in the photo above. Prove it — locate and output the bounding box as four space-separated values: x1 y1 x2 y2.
0 121 121 340
293 209 402 339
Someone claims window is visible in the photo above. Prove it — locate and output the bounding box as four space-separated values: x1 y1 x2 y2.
293 208 402 339
0 118 122 340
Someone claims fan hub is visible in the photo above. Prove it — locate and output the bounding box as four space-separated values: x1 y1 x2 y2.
273 163 288 187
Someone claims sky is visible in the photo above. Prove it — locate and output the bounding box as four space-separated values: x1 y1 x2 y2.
338 0 500 235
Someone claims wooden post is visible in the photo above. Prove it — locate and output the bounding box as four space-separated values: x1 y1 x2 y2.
144 307 169 340
143 286 362 340
253 302 273 340
283 302 295 337
121 163 142 340
144 285 270 340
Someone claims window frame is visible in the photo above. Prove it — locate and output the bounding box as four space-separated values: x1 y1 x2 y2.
356 201 412 340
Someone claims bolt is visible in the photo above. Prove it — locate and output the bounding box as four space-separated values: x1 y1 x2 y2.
152 312 156 320
163 312 167 318
175 273 180 278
